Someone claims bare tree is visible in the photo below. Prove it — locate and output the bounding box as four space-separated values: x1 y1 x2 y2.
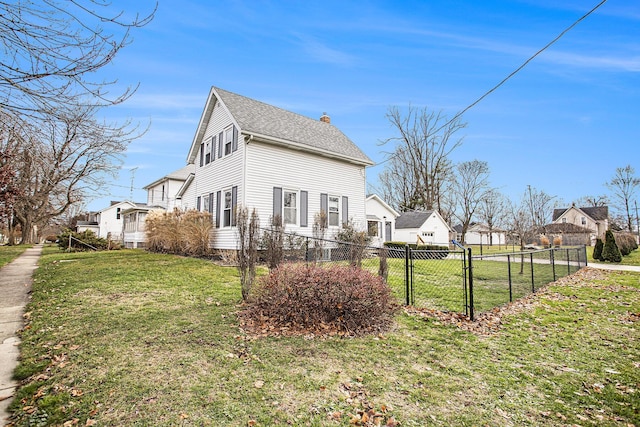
4 106 138 243
507 197 536 274
573 194 610 207
0 0 156 117
452 160 491 244
606 165 640 232
524 185 556 232
380 106 466 212
477 189 508 246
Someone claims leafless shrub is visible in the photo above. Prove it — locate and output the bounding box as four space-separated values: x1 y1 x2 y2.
236 206 260 301
262 215 284 270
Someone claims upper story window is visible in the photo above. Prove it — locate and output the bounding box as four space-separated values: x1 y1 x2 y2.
562 218 567 223
283 190 298 225
205 139 211 164
581 216 586 225
224 127 233 156
116 207 121 220
328 195 340 227
161 184 165 201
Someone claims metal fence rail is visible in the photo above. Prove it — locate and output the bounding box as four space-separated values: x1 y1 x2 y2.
262 230 587 321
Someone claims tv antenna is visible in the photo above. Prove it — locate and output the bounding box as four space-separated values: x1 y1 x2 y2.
129 167 138 200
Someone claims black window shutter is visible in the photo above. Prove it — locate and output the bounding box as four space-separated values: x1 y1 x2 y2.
342 196 349 226
273 187 282 218
215 191 221 228
208 192 214 214
199 143 204 167
231 186 238 226
197 196 201 211
218 132 224 158
320 193 328 227
300 190 308 227
211 136 216 161
232 125 238 152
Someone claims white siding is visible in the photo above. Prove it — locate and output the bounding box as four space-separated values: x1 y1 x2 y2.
146 178 185 210
365 196 398 247
97 202 134 240
245 140 367 241
191 102 244 249
394 213 451 246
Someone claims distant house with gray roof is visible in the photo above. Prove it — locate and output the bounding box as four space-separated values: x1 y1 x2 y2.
394 210 453 246
551 205 609 245
180 86 374 249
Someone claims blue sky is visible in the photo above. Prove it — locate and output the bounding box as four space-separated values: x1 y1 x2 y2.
89 0 639 212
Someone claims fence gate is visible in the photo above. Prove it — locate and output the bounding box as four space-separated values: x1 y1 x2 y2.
402 245 471 318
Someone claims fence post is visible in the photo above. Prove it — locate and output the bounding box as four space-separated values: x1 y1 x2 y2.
566 248 571 275
405 244 410 306
507 254 512 302
551 249 556 282
467 247 474 321
530 252 535 292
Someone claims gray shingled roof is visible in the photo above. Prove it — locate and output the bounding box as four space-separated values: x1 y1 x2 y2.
395 211 433 229
214 87 373 165
552 206 609 222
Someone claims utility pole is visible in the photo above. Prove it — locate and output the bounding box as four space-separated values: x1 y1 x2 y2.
635 200 639 242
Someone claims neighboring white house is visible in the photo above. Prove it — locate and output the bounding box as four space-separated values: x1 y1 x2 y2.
143 164 195 210
94 201 143 241
394 210 453 246
365 194 399 247
180 86 374 249
453 223 506 246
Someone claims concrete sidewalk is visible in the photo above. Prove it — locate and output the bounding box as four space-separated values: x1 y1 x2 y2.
587 262 640 272
0 244 43 423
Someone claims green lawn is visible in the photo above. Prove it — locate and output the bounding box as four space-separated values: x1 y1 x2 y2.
0 244 32 268
586 245 640 266
9 249 640 426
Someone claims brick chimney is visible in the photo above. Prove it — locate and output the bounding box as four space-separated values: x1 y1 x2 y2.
320 112 330 124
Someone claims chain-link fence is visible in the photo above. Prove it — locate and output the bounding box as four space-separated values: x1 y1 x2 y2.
469 246 587 316
259 230 587 320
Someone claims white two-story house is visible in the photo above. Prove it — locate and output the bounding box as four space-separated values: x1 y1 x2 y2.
180 86 374 249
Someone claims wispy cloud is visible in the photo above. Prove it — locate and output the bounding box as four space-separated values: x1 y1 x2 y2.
290 33 357 66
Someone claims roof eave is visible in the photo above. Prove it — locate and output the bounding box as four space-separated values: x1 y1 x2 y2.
248 131 374 167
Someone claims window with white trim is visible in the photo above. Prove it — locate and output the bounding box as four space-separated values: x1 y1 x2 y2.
283 190 298 225
223 189 232 227
224 127 233 156
205 139 211 164
328 195 340 227
203 194 210 213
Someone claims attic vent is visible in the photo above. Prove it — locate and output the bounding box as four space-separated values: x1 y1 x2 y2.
320 112 330 124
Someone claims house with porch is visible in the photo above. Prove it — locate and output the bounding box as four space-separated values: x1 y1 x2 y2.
365 194 400 247
179 86 374 249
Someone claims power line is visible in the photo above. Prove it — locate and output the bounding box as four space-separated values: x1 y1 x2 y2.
377 0 609 167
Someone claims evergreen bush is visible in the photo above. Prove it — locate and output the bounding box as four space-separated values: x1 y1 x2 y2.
592 238 604 261
601 230 622 263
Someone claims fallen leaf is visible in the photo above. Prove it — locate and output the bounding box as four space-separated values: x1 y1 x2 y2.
254 380 264 389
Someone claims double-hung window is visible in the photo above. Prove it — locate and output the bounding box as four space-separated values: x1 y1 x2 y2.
283 190 298 225
328 195 340 227
224 127 233 156
203 194 210 213
205 140 211 164
223 189 232 227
